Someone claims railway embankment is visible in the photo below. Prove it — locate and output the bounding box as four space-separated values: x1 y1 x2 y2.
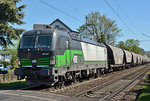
135 72 150 101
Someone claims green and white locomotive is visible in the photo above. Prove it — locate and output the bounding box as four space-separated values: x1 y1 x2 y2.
15 25 108 86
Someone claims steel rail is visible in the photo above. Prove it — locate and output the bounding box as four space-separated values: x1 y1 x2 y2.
71 65 150 99
99 66 150 101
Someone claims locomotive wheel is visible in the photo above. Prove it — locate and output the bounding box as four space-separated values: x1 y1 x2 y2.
54 85 62 89
73 78 78 83
54 82 62 89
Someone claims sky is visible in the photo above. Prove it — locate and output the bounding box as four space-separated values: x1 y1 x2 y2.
15 0 150 51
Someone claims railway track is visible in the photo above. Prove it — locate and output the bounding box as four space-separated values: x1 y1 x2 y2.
99 67 149 101
17 64 150 101
69 64 150 101
17 69 124 93
48 64 148 95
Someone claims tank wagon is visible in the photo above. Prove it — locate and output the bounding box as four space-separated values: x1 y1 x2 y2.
14 25 149 86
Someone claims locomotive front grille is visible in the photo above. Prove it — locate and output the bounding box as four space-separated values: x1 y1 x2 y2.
20 58 50 67
20 58 32 65
37 57 50 65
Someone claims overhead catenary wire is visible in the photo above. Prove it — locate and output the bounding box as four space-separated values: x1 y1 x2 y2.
104 0 136 36
115 0 150 39
139 40 150 42
39 0 150 40
115 0 141 32
38 0 83 23
143 33 150 39
62 0 85 16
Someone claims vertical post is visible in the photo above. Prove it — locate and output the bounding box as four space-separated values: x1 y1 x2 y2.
86 16 87 38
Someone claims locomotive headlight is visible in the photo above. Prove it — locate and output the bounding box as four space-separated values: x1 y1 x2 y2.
18 58 21 65
50 56 55 65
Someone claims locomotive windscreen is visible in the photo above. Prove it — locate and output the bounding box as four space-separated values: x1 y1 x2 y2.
20 34 52 49
35 34 52 48
20 35 34 49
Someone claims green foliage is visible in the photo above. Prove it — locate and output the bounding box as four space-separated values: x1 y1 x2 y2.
138 73 150 101
0 61 10 68
118 41 126 50
117 39 141 54
77 11 121 44
139 93 150 101
0 0 26 48
6 45 18 68
125 39 140 54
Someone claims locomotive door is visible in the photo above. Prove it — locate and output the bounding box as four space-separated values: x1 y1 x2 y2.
65 39 71 66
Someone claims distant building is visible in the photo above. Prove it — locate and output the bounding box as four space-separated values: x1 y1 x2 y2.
50 19 78 35
0 51 11 62
34 18 78 36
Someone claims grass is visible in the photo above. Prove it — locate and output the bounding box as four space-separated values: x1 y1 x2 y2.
0 80 28 90
139 93 150 101
138 73 150 101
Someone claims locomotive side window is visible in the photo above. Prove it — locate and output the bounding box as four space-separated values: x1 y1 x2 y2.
71 40 81 50
65 40 69 49
60 37 71 49
60 37 66 49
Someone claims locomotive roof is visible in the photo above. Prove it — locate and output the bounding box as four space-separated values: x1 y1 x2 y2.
23 28 105 47
23 29 54 35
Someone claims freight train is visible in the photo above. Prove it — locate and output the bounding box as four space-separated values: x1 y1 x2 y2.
14 25 150 86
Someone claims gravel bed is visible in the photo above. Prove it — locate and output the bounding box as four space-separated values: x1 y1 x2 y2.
49 65 147 96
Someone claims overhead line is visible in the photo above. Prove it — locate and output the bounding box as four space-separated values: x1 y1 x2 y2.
62 0 85 15
115 0 141 32
104 0 135 35
38 0 83 23
143 33 150 39
140 40 150 41
115 0 150 39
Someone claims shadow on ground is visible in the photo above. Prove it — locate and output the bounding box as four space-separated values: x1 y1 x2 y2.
0 81 28 90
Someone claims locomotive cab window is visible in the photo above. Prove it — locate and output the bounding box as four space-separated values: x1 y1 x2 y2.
35 34 52 48
20 35 34 49
20 34 52 49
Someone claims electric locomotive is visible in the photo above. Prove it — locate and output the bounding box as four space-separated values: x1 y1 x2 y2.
15 25 108 86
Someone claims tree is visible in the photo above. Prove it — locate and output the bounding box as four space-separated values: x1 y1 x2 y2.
0 61 10 68
117 39 141 54
0 44 19 68
0 0 26 48
7 45 18 68
125 39 140 54
117 41 127 50
77 11 121 44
